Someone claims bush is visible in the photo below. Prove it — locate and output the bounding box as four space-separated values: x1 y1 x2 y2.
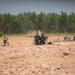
0 32 3 37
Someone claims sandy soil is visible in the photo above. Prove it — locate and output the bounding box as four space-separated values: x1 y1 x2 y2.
0 36 75 75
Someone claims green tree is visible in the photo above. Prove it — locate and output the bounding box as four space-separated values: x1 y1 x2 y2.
0 13 11 33
59 11 68 32
46 12 60 32
67 12 75 32
0 14 2 32
36 12 46 32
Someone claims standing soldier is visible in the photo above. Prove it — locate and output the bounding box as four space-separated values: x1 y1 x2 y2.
34 33 40 45
3 37 9 46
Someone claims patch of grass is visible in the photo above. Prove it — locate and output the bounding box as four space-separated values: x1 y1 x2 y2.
4 34 26 37
3 31 42 37
0 32 3 37
3 32 75 37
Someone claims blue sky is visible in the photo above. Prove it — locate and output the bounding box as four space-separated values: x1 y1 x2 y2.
0 0 75 15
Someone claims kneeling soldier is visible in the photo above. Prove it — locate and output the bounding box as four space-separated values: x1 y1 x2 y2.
40 33 46 44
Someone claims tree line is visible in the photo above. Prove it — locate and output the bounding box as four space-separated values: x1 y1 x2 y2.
0 11 75 34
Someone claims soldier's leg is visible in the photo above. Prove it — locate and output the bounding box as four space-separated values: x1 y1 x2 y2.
37 39 40 45
4 42 6 46
35 39 39 45
35 39 37 45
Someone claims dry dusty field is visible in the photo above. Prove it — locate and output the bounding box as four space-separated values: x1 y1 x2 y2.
0 35 75 75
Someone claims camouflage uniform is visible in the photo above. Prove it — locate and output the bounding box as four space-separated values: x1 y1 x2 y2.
34 33 40 45
3 37 9 46
40 33 46 44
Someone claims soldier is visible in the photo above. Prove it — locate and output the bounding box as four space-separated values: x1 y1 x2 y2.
40 33 46 44
3 37 9 46
34 33 40 45
63 36 67 41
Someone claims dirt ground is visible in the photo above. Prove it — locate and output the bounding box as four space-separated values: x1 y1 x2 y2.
0 36 75 75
